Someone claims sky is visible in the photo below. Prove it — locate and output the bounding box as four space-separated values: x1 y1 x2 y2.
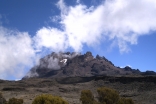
0 0 156 80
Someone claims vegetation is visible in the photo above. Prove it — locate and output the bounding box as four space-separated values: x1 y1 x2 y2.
80 87 134 104
117 97 134 104
6 97 23 104
97 87 119 104
80 90 98 104
32 94 68 104
97 87 134 104
1 86 134 104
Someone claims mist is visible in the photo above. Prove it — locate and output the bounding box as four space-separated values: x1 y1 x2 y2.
24 52 81 78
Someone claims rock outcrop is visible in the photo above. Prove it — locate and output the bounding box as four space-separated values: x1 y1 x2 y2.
24 51 142 79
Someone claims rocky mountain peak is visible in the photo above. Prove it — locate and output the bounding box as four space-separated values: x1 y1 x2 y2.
24 51 142 79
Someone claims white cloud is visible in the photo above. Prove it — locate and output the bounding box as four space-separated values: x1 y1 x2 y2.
34 27 68 52
62 5 103 51
0 26 35 79
57 0 68 15
40 0 156 53
50 16 60 23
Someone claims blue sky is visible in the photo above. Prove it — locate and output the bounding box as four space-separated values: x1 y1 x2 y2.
0 0 156 80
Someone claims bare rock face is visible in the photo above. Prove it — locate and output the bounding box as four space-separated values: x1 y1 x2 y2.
23 51 141 79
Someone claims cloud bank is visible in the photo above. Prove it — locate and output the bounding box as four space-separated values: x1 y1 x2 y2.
0 26 35 79
1 0 156 79
36 0 156 53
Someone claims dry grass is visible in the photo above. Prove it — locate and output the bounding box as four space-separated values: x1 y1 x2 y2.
0 77 156 104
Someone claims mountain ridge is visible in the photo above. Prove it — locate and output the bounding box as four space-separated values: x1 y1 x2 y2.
23 51 154 79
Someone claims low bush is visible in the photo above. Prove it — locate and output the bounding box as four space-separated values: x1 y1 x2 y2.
117 97 134 104
97 87 135 104
80 90 98 104
97 87 119 104
80 87 134 104
7 97 23 104
32 94 68 104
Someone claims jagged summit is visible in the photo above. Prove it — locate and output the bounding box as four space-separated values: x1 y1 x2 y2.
24 51 141 79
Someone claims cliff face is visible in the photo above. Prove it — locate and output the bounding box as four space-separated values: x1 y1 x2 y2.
24 51 142 79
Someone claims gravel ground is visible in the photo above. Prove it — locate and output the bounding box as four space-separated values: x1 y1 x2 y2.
0 77 156 104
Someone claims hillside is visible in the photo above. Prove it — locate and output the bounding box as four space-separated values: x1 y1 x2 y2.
1 51 156 104
1 76 156 104
24 51 143 79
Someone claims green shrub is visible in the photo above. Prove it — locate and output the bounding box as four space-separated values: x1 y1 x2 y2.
32 94 68 104
97 87 119 104
80 87 135 104
0 92 6 104
80 90 98 104
117 97 134 104
7 97 23 104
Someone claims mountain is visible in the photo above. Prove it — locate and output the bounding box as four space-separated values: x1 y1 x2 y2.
24 51 143 79
2 51 156 104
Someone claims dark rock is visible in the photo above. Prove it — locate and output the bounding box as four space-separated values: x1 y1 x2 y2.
2 87 25 91
124 66 132 71
91 63 106 73
142 71 156 75
23 51 155 79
